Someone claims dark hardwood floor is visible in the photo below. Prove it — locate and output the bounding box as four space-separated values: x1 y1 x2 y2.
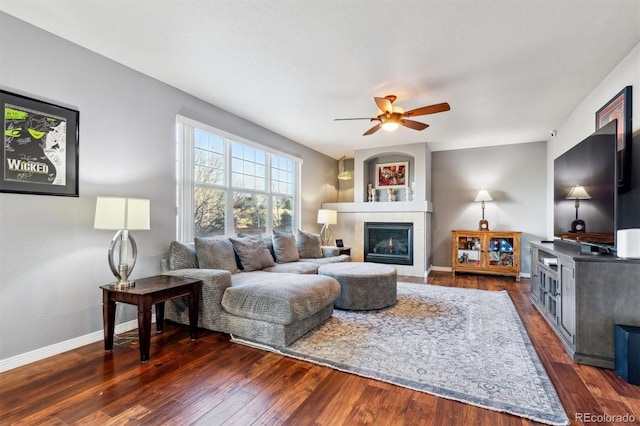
2 272 639 425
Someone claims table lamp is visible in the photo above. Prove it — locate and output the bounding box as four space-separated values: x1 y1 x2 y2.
474 190 492 230
94 197 150 288
317 209 337 246
566 185 591 233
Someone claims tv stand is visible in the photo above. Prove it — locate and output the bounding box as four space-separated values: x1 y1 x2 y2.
530 241 640 369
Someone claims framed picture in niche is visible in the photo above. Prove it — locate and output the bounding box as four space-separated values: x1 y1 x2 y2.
375 162 408 189
335 239 344 248
596 86 632 192
1 90 79 196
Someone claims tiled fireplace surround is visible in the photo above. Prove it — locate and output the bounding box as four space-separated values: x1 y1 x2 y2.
322 143 433 277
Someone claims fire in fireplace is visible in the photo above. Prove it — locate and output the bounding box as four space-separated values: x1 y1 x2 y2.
364 222 413 265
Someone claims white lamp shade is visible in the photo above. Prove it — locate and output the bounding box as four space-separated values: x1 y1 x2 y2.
474 190 493 202
94 197 126 229
126 198 151 230
94 197 150 230
567 185 591 200
317 209 337 225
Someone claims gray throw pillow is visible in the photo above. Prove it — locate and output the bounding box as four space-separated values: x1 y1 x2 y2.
229 234 276 272
168 241 199 270
194 237 239 273
272 230 300 263
238 232 276 261
261 234 277 261
296 229 323 259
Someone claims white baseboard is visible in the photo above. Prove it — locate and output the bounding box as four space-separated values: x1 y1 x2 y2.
430 266 452 272
0 317 153 373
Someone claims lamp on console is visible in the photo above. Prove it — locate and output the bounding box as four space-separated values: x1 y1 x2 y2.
317 209 337 246
566 185 591 233
94 197 150 288
474 190 492 230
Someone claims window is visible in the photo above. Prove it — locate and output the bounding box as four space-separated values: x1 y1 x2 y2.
176 115 300 242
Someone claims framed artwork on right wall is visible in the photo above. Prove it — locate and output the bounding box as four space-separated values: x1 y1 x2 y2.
596 85 632 192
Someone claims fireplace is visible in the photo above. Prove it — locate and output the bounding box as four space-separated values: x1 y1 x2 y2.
364 222 413 265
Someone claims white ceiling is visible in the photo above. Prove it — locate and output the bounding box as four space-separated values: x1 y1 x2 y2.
2 1 639 159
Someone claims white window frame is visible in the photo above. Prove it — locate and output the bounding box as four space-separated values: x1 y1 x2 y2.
176 114 301 242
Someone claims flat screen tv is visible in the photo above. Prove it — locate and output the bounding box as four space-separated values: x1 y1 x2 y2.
553 120 617 249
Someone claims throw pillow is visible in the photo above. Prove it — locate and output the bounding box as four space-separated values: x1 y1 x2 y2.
238 232 276 262
229 234 276 272
271 230 300 263
296 229 323 259
194 237 239 273
168 241 199 270
261 234 277 261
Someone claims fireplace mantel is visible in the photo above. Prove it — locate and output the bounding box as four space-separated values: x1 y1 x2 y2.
320 202 432 277
321 201 433 213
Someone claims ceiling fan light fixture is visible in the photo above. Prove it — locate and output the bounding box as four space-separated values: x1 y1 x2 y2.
335 95 450 136
381 116 400 131
381 121 399 131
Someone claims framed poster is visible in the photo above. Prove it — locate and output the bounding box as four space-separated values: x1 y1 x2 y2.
375 162 408 189
596 86 632 192
1 90 79 196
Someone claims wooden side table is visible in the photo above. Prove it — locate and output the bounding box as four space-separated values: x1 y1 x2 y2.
338 247 351 256
101 275 202 363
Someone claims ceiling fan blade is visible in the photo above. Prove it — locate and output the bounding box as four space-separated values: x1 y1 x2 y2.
334 117 376 121
400 119 429 131
403 102 450 118
363 123 382 136
374 97 393 114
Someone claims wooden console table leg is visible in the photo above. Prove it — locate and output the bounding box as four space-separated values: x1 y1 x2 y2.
137 295 153 363
188 284 200 341
155 302 165 333
103 290 116 351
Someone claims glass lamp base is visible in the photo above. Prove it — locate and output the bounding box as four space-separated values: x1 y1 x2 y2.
320 224 333 246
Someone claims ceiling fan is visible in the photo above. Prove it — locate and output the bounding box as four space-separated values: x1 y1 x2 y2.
335 95 450 136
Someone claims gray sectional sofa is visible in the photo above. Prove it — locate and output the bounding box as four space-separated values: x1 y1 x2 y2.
163 230 350 347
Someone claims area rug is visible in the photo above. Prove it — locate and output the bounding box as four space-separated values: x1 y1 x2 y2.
232 282 569 425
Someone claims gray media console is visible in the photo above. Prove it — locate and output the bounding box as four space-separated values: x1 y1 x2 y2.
530 240 640 368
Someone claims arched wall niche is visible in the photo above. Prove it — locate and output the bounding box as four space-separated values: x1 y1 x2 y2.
362 151 415 202
354 143 431 203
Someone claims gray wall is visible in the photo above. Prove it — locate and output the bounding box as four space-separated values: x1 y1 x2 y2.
431 142 547 274
0 13 337 362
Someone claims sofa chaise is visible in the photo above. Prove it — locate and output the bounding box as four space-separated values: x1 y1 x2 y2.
163 230 350 347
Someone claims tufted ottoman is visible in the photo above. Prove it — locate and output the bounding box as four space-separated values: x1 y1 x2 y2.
318 262 397 310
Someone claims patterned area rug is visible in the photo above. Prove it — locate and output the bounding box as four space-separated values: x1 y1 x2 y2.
233 282 569 425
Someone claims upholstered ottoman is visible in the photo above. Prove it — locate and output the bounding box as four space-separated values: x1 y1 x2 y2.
318 262 397 310
219 271 341 346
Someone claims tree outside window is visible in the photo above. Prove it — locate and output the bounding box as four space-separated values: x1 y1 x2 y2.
177 116 299 241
